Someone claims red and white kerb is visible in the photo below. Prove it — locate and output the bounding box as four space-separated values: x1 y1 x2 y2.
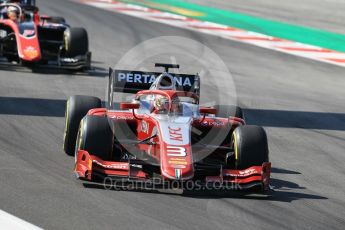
76 0 345 67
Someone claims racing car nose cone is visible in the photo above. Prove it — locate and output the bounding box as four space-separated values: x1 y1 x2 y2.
160 143 194 181
22 46 40 61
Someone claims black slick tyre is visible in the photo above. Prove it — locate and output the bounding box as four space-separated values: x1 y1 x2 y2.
63 95 101 156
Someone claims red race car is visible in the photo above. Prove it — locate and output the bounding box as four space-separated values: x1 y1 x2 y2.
0 0 90 70
63 63 271 191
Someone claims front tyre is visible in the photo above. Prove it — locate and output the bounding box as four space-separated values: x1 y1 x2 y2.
232 125 269 169
64 27 89 57
63 95 101 156
75 116 114 161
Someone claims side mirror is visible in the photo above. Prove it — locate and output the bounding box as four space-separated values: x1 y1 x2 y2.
199 107 217 115
120 102 140 110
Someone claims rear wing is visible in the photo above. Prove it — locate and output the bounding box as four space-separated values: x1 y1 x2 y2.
107 68 200 107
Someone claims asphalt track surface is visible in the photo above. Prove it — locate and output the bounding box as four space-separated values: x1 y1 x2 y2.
1 0 345 229
186 0 345 34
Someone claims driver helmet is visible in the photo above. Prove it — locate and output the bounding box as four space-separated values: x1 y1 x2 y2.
154 95 169 113
7 6 19 21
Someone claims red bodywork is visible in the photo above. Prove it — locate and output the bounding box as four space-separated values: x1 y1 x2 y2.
75 90 271 190
0 19 41 61
76 149 271 190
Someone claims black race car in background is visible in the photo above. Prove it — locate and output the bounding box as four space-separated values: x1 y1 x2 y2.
0 0 91 70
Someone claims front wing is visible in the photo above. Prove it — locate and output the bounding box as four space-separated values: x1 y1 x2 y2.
0 52 91 70
75 150 271 191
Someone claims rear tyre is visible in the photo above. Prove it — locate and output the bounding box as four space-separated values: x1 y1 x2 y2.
64 27 89 57
47 16 66 24
214 105 243 119
76 115 114 161
232 125 269 169
63 95 101 156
